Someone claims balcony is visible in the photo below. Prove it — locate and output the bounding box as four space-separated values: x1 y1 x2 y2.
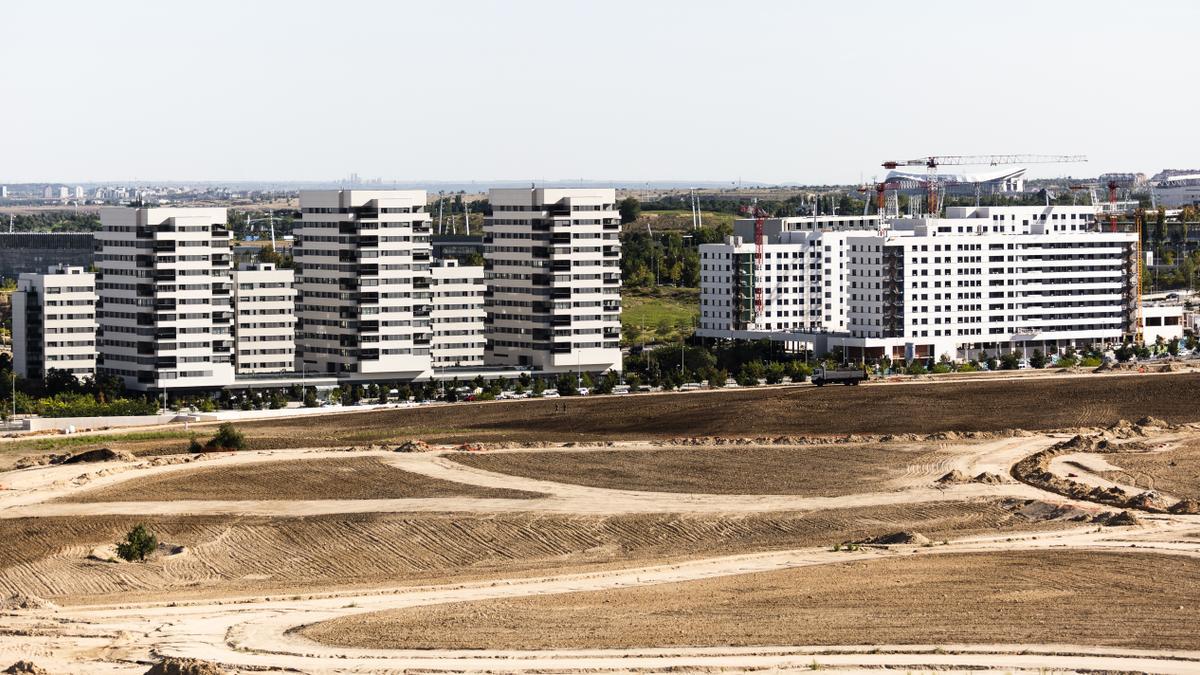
551 260 572 272
551 344 573 354
603 247 620 258
154 300 177 311
551 233 571 245
354 207 380 219
155 329 177 340
212 228 230 238
551 316 571 326
551 288 572 299
154 241 176 252
602 274 620 285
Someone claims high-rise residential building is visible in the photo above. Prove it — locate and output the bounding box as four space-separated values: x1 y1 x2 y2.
699 215 882 334
231 262 296 374
1 186 8 199
430 258 485 369
294 190 434 378
698 205 1139 361
73 186 84 200
483 188 622 374
12 265 97 379
95 206 234 391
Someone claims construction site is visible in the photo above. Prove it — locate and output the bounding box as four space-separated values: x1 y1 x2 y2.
0 368 1199 673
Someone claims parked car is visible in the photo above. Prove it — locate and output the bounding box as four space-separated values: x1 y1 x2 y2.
577 387 590 396
541 390 560 398
612 385 631 395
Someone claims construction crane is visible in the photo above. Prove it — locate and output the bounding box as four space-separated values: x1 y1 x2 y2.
881 154 1088 216
857 181 903 218
738 200 770 321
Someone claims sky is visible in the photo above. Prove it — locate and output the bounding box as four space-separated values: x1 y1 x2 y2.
2 0 1198 184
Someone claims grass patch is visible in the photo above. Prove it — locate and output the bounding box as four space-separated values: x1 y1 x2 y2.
621 287 698 346
1 430 192 456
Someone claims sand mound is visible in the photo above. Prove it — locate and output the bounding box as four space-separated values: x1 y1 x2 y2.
972 472 1004 484
1136 416 1170 429
1169 499 1200 515
395 439 432 453
0 593 56 611
144 658 226 675
1106 511 1142 527
1129 492 1170 511
62 448 135 464
863 531 931 546
3 662 47 675
936 470 969 484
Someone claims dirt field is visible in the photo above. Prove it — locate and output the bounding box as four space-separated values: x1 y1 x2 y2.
171 372 1200 448
0 501 1061 605
1103 438 1200 499
59 456 540 503
452 444 944 496
6 373 1200 460
299 550 1200 651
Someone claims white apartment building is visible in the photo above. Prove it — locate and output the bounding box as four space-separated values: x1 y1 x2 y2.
699 206 1139 361
294 190 434 379
430 259 485 368
12 265 97 379
844 206 1137 360
95 206 235 391
484 188 622 374
231 263 296 374
699 215 882 335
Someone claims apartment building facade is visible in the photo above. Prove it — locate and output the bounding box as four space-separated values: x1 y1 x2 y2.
12 265 97 379
484 188 622 374
95 207 234 391
699 215 882 334
231 263 296 374
699 206 1139 361
430 259 485 368
843 206 1138 360
293 190 434 379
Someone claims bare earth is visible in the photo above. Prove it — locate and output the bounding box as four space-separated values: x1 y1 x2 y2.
0 500 1054 606
452 444 945 496
298 550 1200 651
1102 437 1200 499
59 456 540 503
1 377 1200 673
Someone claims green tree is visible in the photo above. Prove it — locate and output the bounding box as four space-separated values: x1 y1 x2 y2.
116 524 158 562
618 197 641 224
207 422 246 450
1029 349 1047 369
303 387 319 408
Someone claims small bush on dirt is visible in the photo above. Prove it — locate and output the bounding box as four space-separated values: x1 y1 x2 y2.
206 422 246 451
187 436 204 453
116 524 157 562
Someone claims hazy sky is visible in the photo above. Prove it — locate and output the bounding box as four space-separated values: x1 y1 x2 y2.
3 0 1197 184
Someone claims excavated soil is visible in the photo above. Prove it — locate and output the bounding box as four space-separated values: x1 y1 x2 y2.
58 456 540 503
1101 438 1200 500
452 444 944 496
0 502 1067 605
220 373 1200 446
300 550 1200 651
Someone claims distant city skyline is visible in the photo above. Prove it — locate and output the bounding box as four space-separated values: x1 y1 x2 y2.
2 0 1197 184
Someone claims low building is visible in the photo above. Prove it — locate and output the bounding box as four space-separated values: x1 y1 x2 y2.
12 265 97 379
232 263 296 374
430 259 485 368
1141 303 1185 345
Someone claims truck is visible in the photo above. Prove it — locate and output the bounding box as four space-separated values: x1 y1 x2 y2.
811 366 868 387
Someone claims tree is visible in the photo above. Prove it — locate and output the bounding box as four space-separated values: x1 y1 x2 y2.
303 387 319 408
116 524 158 562
764 362 786 385
1029 349 1047 369
555 373 578 396
618 197 641 224
207 422 246 451
999 351 1021 370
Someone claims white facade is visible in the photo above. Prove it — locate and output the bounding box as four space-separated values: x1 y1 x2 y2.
95 206 235 391
430 259 485 368
12 265 97 379
232 263 296 374
700 206 1140 361
844 206 1137 360
484 188 622 373
700 215 882 334
1141 304 1185 345
294 190 433 379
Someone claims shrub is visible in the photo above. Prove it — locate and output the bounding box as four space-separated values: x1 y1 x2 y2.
303 387 319 408
905 360 927 375
187 436 204 453
1080 356 1102 367
931 362 952 374
764 362 786 385
116 524 157 562
956 362 977 373
207 422 246 451
1029 349 1047 369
